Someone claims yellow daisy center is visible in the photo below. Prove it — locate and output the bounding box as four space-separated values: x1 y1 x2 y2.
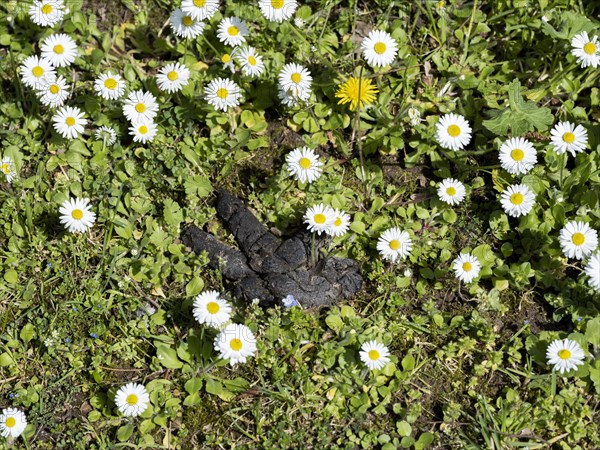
335 76 378 110
584 42 597 55
447 124 461 137
104 78 117 89
194 0 206 6
299 157 311 169
334 217 342 227
135 103 146 113
572 232 585 246
271 0 284 9
248 55 257 66
291 73 302 84
65 117 76 126
222 53 231 63
558 349 571 360
71 209 83 220
389 239 401 251
207 301 220 314
32 66 44 78
510 193 524 205
228 26 239 36
314 213 326 224
49 84 60 94
446 187 456 196
368 349 380 360
126 394 138 405
511 148 524 161
373 42 386 54
463 262 472 272
167 71 179 81
139 125 148 135
5 417 16 428
230 338 243 351
42 3 53 14
1 164 10 174
182 16 193 26
217 88 229 99
562 132 575 144
53 44 64 54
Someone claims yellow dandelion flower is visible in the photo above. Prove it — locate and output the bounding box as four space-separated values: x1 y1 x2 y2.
335 76 378 110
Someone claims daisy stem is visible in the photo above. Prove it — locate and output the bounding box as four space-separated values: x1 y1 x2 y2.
310 232 316 267
559 152 566 190
351 66 368 192
202 35 221 58
551 369 556 397
460 0 479 66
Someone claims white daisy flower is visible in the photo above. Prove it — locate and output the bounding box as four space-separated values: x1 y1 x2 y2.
258 0 298 22
95 126 118 146
94 72 126 100
407 107 422 126
452 253 481 283
181 0 219 21
193 290 232 327
114 383 150 417
214 323 257 366
546 338 585 374
437 178 466 205
170 8 206 39
435 113 472 151
361 30 398 68
550 121 588 157
59 197 96 233
20 55 55 89
0 157 17 183
156 62 190 93
285 146 322 183
29 0 65 27
221 52 236 73
278 62 312 98
359 340 391 370
0 408 27 439
52 105 86 140
498 137 537 175
278 86 310 107
570 31 600 69
327 209 351 238
559 220 598 260
129 120 157 144
237 46 264 77
584 252 600 291
122 90 159 123
40 33 77 67
217 17 249 47
304 203 335 235
500 184 535 217
37 75 69 108
377 227 413 263
205 77 242 112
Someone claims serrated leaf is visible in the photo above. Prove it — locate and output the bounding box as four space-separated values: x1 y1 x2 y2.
483 80 553 136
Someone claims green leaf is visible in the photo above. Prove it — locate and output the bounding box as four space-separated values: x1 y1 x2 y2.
396 420 412 437
184 175 212 198
3 269 18 284
155 343 183 369
585 318 600 347
117 424 134 442
401 354 415 371
415 432 435 450
325 314 344 333
20 324 35 344
0 353 14 367
482 80 553 136
163 199 183 228
185 276 204 297
185 377 203 395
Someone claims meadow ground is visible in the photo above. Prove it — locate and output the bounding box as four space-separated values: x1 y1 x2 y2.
0 0 600 448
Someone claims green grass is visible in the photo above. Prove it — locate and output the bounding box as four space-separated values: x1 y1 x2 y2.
0 0 600 448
